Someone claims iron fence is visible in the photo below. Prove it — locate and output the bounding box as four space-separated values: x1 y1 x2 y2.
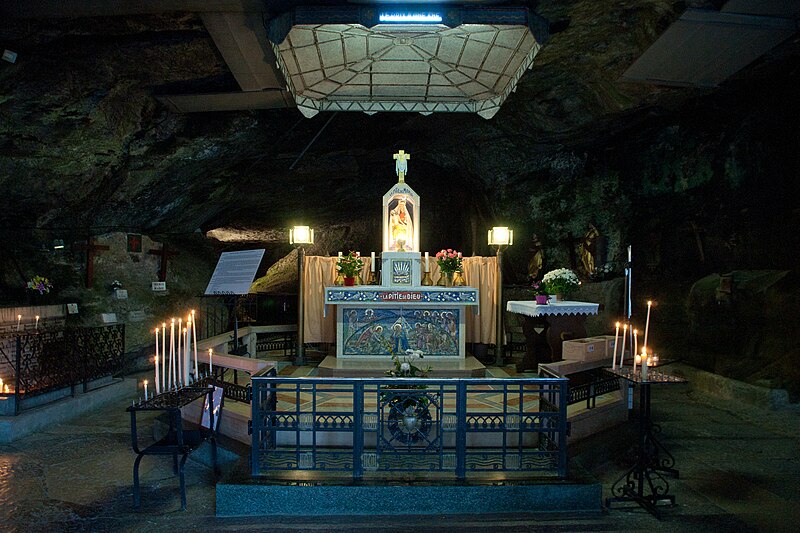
0 324 125 414
251 376 569 480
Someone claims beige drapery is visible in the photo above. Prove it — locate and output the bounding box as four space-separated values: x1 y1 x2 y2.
302 256 497 344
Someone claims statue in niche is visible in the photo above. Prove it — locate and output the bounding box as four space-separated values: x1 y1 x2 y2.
578 224 600 277
527 233 544 280
388 197 414 252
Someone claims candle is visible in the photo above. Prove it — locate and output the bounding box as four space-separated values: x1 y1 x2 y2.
612 322 620 369
183 326 189 384
191 310 198 380
338 252 343 260
16 314 21 331
633 329 638 362
161 323 166 391
620 324 628 365
35 315 40 330
457 252 462 259
177 318 183 385
643 300 652 349
154 328 160 395
634 353 640 373
424 252 429 272
209 348 213 375
169 318 176 389
144 380 149 401
641 349 649 380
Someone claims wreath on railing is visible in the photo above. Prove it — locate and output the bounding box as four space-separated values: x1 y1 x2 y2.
383 349 434 444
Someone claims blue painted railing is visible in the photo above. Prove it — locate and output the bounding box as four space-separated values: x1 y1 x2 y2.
250 376 569 479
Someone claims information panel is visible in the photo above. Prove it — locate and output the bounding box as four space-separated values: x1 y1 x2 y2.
204 249 265 295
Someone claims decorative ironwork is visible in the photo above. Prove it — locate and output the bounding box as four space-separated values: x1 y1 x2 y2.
197 376 252 404
605 368 687 519
569 375 620 408
0 325 124 414
250 376 568 480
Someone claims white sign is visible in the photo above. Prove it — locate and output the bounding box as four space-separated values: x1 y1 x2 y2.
151 281 167 292
67 303 79 314
101 313 118 324
113 289 128 300
205 249 265 295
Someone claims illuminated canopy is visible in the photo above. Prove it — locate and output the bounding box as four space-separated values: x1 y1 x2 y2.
267 5 548 119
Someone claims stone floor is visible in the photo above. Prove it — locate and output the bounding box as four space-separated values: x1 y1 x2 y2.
1 369 799 532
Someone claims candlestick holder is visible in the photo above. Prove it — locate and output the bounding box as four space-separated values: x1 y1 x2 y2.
334 273 344 286
421 271 433 286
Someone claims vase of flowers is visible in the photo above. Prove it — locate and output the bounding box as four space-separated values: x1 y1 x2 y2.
435 249 462 287
337 251 364 286
542 268 580 302
532 281 549 305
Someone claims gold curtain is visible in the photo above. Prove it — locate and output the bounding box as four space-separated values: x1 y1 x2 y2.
302 255 496 344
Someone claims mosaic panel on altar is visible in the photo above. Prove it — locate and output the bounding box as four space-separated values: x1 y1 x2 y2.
340 306 460 357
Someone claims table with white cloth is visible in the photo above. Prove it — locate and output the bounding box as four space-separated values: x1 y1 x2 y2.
506 300 600 372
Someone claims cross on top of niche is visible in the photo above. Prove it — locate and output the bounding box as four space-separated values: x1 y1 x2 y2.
393 150 410 183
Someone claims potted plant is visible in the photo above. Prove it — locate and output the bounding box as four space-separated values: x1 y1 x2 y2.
532 281 549 305
435 249 462 287
337 251 364 286
542 268 580 302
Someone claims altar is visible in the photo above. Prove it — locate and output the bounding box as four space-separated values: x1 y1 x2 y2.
316 150 486 374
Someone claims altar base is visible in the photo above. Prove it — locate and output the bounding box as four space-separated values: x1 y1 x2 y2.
317 355 486 377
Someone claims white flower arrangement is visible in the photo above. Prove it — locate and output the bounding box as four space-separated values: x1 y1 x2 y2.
542 268 580 296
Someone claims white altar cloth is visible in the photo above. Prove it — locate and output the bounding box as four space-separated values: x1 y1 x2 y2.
506 300 599 317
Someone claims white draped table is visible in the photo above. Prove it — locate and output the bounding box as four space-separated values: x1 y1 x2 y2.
506 300 600 372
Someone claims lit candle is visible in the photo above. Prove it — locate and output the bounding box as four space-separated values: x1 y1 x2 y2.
16 314 21 331
620 324 628 365
633 329 638 361
612 322 620 369
634 353 640 373
143 379 149 401
161 323 166 391
154 328 160 395
641 348 649 380
209 348 213 374
183 326 189 384
177 317 183 385
424 252 429 272
169 318 176 389
370 252 376 272
35 315 40 330
191 310 198 380
643 300 652 349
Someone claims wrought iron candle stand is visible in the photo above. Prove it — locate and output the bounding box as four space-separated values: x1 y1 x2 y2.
604 366 687 519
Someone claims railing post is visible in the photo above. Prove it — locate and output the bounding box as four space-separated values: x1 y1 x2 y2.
14 335 22 416
250 378 262 476
559 379 568 478
456 381 467 480
353 382 364 480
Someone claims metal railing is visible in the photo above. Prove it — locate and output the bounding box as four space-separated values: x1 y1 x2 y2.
0 324 125 414
250 376 569 480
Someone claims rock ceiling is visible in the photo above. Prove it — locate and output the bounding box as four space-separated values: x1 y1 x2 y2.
0 1 797 239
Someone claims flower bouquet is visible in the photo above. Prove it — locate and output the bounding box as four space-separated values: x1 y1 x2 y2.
26 275 53 295
337 251 364 285
435 249 462 274
542 268 580 301
532 281 549 304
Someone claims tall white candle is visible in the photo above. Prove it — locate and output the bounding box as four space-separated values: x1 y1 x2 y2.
144 380 149 401
183 326 189 384
643 300 652 349
620 324 628 365
161 323 166 391
209 348 214 375
16 314 21 331
169 318 176 389
371 252 376 272
338 252 343 260
424 252 429 272
177 318 182 384
612 322 620 369
35 315 40 330
634 353 640 373
633 329 638 362
191 310 198 380
154 328 160 395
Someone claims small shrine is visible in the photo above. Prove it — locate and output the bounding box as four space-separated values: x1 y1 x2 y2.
323 150 480 367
